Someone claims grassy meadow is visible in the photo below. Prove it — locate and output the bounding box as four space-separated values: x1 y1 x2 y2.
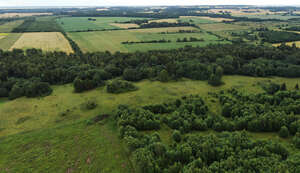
57 17 149 32
10 32 74 53
0 20 24 33
0 33 22 50
68 27 228 53
0 75 299 172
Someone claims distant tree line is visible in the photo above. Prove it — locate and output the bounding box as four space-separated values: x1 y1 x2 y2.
176 37 204 43
139 22 194 28
259 31 300 43
122 39 171 44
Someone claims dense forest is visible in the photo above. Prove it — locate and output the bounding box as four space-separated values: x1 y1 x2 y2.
115 93 300 172
1 43 300 99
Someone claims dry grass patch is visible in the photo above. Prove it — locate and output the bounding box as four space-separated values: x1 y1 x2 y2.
10 32 73 53
109 23 139 29
273 41 300 48
180 16 233 22
149 19 178 23
0 13 52 18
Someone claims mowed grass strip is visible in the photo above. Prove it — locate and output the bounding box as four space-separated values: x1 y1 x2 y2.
10 32 74 53
0 20 24 33
0 33 22 50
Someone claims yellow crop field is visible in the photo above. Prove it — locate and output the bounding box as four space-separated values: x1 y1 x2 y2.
109 23 140 29
10 32 73 53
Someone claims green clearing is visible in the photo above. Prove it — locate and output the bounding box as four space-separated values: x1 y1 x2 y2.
0 75 300 171
0 33 22 50
68 28 228 53
57 17 149 32
0 20 24 33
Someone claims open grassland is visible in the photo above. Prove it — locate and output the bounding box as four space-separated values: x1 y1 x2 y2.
0 120 132 173
68 27 226 53
0 20 23 32
57 17 149 32
1 75 300 137
10 32 74 53
0 33 22 50
0 75 299 172
0 13 52 18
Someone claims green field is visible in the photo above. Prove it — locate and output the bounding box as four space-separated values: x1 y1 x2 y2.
0 75 299 171
0 33 22 50
0 20 24 33
57 17 149 32
68 27 228 52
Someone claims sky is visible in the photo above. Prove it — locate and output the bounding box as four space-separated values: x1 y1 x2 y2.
0 0 300 7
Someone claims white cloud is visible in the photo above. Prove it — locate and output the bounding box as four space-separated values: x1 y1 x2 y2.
0 0 299 7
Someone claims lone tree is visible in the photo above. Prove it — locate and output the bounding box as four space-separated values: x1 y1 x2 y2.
280 83 287 91
279 126 289 138
296 83 299 90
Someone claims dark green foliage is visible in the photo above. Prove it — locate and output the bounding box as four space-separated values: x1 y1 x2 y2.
8 79 52 100
208 65 223 86
172 130 181 143
73 69 108 93
116 106 160 131
0 87 9 97
261 81 280 94
293 133 300 149
218 88 300 133
259 31 300 43
2 43 300 97
280 83 287 91
279 126 290 138
157 69 170 82
107 80 138 94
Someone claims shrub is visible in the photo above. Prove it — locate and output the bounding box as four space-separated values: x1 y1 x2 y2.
172 130 182 143
279 126 289 138
107 80 138 94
